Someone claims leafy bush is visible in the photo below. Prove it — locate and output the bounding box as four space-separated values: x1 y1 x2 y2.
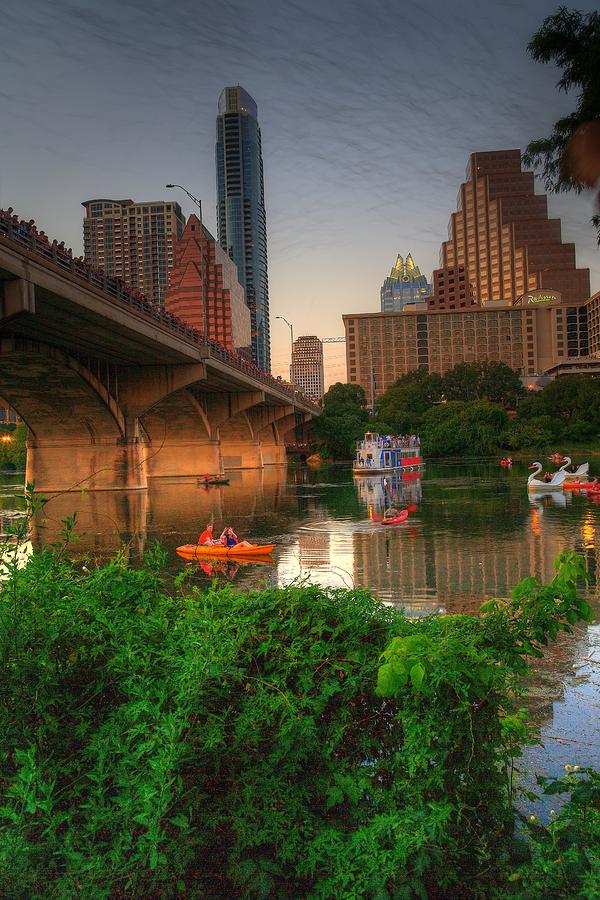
0 541 595 896
504 415 562 451
504 768 600 898
421 400 508 456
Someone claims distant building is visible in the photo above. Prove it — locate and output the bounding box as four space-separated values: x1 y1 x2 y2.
290 336 324 401
440 149 590 306
380 253 431 311
82 199 185 306
164 215 251 354
428 265 478 310
216 86 270 371
344 293 590 399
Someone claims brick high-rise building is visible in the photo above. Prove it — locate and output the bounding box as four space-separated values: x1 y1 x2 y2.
82 199 185 306
290 335 324 401
428 265 478 311
164 215 251 354
440 150 590 306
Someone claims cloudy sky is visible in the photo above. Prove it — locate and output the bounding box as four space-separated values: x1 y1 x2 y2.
2 0 599 384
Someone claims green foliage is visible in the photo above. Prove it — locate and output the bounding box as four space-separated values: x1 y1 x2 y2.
0 423 27 470
314 382 368 459
0 521 595 897
374 363 523 438
504 415 561 451
523 7 600 241
504 768 600 898
421 400 509 457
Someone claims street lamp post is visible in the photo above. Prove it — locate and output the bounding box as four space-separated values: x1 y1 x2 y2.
275 315 294 349
165 183 206 339
165 184 202 222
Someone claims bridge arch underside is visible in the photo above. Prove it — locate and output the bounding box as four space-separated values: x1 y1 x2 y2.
0 342 146 492
140 389 220 478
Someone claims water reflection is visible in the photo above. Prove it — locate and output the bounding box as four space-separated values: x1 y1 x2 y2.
0 462 599 612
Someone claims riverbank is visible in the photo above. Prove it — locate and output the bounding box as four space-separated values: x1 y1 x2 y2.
0 540 598 897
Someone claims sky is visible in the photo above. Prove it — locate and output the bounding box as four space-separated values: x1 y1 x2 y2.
2 0 599 387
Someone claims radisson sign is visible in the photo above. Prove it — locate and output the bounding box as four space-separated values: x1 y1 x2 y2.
525 290 561 305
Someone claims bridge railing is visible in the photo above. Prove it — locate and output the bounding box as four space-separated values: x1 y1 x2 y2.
0 214 321 413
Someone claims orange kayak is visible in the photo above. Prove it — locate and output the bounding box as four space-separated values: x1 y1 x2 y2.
176 543 276 559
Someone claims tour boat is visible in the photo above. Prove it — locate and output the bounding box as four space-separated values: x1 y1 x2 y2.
527 462 566 492
353 432 423 476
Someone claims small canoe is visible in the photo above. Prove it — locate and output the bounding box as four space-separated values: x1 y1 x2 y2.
176 543 276 559
380 510 409 526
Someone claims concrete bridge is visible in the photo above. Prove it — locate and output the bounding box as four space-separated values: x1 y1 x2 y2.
0 218 320 492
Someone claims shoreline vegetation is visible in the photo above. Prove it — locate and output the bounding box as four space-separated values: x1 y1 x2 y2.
313 370 600 462
0 494 598 897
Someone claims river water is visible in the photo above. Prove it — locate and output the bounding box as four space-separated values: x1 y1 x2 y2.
1 459 598 790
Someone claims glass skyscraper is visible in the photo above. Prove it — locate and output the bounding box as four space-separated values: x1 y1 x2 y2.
380 253 431 312
216 86 270 371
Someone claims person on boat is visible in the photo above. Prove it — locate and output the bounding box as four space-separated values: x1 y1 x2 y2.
197 524 217 545
219 527 253 549
507 457 512 466
384 506 400 519
202 472 212 485
543 472 553 483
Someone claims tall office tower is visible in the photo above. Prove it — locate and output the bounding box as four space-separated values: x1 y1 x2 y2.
290 335 324 401
82 199 185 306
380 253 431 311
164 215 251 354
440 150 590 306
216 86 270 371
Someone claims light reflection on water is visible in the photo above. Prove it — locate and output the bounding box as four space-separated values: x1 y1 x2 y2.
0 460 598 774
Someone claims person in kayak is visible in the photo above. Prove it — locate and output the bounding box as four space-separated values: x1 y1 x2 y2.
198 524 217 545
219 527 253 549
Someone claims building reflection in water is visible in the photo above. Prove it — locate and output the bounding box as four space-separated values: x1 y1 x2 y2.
350 473 600 616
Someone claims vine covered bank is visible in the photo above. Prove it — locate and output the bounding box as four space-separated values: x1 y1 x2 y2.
0 537 598 897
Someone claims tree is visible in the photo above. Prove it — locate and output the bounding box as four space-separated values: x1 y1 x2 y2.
375 370 443 432
314 383 368 459
322 382 366 412
478 361 525 408
441 363 481 402
523 7 600 241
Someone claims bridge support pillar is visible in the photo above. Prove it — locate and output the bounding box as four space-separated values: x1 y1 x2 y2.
145 440 222 479
220 441 262 470
26 437 148 493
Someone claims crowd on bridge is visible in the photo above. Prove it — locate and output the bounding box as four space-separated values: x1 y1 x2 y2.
0 208 318 409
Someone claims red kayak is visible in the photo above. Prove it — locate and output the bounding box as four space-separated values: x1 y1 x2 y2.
380 510 409 526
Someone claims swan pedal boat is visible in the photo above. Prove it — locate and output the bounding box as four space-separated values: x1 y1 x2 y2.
177 542 276 559
380 510 409 525
527 462 566 492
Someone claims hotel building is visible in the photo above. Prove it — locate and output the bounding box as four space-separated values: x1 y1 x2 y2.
290 335 324 401
82 199 185 306
164 215 251 354
344 290 590 399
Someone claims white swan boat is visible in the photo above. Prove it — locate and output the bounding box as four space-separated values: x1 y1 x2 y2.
553 455 590 481
527 461 566 492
